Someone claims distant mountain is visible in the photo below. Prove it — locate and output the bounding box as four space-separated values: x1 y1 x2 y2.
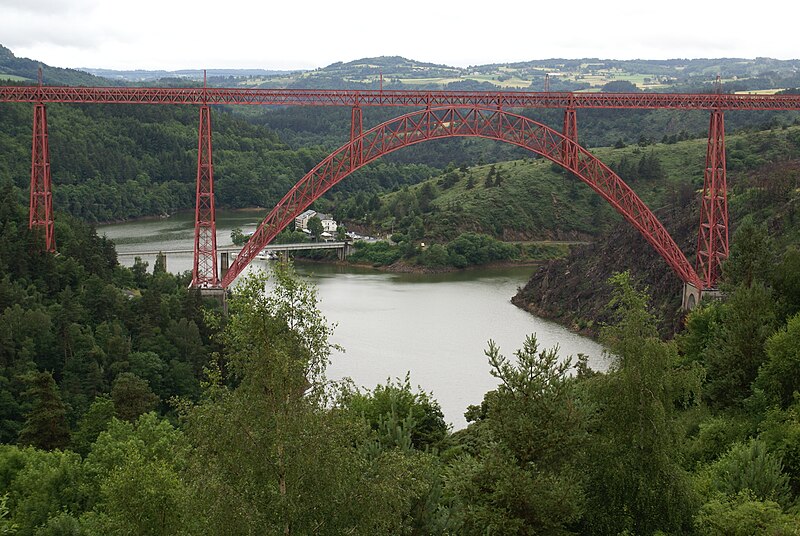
0 44 111 86
81 67 296 82
4 43 800 93
246 55 800 93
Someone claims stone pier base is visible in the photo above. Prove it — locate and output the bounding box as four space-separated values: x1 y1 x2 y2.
199 286 228 313
682 283 723 311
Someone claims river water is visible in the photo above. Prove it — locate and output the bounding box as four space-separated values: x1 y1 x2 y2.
98 210 608 429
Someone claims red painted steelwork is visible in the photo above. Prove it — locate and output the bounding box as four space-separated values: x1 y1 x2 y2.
4 86 800 110
697 110 729 289
350 106 363 169
191 105 219 287
29 103 55 252
562 107 578 169
222 107 701 289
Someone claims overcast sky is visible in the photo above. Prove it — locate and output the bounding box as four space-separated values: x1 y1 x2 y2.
2 0 797 71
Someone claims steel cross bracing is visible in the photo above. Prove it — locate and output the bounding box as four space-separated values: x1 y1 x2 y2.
222 106 701 289
697 110 729 289
4 86 800 110
11 84 792 291
191 105 219 287
29 102 55 252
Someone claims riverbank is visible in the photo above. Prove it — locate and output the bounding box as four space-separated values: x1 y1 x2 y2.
320 257 546 274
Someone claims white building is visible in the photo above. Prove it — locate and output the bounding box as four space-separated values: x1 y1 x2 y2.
294 209 317 231
295 209 338 234
317 213 338 233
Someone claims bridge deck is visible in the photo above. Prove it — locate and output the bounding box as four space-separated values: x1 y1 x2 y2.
3 87 800 111
116 241 350 257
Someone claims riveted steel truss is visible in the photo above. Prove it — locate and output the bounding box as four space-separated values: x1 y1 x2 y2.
29 103 55 252
4 86 800 110
222 107 702 289
191 105 219 288
697 110 729 289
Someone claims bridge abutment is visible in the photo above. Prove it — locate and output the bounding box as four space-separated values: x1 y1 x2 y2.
682 283 723 311
198 286 227 314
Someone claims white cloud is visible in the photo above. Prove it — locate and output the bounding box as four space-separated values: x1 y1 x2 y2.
0 0 797 71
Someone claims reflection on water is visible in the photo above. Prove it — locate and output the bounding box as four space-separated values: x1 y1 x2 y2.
99 210 608 429
297 263 607 429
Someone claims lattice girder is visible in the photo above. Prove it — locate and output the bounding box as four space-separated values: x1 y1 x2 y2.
222 107 701 289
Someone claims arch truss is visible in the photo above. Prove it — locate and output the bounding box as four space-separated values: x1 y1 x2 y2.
222 106 702 289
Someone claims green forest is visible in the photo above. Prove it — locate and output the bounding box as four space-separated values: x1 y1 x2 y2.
2 176 800 533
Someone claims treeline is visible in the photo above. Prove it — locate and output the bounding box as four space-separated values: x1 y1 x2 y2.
0 46 109 86
346 232 565 269
3 197 800 532
0 181 219 445
2 177 800 533
0 103 443 223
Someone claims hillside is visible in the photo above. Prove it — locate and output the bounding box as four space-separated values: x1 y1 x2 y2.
345 125 800 244
241 56 800 93
512 127 800 336
328 125 800 317
14 42 800 94
0 44 111 86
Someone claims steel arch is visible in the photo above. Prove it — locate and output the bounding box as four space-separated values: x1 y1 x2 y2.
221 106 701 289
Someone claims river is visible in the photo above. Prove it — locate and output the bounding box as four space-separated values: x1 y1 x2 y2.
98 210 608 429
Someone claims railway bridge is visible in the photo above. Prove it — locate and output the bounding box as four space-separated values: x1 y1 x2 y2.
6 77 800 306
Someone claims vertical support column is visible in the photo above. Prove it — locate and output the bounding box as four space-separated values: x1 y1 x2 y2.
350 105 363 170
191 105 219 288
29 102 56 252
696 109 729 290
562 107 578 170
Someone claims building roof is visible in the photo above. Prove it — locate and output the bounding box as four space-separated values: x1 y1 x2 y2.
297 209 316 219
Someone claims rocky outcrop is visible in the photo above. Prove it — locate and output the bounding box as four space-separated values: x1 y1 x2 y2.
512 203 698 338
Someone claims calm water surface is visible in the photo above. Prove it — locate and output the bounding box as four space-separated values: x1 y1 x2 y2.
99 210 608 429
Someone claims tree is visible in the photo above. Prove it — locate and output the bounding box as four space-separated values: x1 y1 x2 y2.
708 440 791 506
17 372 70 451
484 168 494 188
581 272 701 535
131 257 149 288
445 335 588 534
340 374 447 451
493 171 503 187
0 492 16 535
723 218 775 288
703 283 777 408
755 312 800 409
111 373 159 422
182 266 430 534
417 182 437 212
637 151 666 181
82 413 193 535
694 491 798 535
0 446 84 533
230 227 247 246
306 215 323 241
70 396 115 456
153 252 167 275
